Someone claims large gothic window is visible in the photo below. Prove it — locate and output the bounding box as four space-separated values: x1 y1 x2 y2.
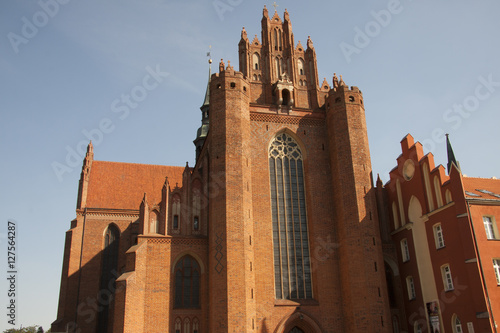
269 133 312 299
97 224 120 332
174 255 201 308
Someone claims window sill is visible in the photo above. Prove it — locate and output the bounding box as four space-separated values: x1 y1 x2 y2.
275 299 319 307
436 245 446 250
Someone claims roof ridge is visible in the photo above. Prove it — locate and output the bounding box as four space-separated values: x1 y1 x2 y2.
93 160 186 169
464 176 500 180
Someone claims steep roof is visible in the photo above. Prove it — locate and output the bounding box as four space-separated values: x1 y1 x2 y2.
85 161 185 210
463 177 500 201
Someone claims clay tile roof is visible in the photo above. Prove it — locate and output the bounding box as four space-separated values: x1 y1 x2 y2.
463 177 500 201
86 161 185 210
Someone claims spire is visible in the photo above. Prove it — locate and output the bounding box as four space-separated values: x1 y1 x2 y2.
446 134 460 173
201 57 211 109
194 54 212 161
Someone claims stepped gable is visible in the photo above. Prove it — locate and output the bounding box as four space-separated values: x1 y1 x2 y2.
85 161 184 209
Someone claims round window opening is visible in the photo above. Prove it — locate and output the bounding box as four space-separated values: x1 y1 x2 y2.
403 159 415 181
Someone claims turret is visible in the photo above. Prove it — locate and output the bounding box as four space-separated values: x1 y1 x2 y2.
238 27 250 76
208 60 255 332
325 75 391 331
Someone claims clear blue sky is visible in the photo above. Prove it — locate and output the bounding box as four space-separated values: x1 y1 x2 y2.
1 0 499 330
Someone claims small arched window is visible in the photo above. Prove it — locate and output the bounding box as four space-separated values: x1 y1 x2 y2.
149 210 159 234
193 318 200 333
172 195 181 230
183 318 190 333
174 317 181 333
297 58 305 76
253 53 260 70
275 57 283 77
174 255 201 308
273 29 278 50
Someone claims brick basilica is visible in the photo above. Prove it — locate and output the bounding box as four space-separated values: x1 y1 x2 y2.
52 6 393 333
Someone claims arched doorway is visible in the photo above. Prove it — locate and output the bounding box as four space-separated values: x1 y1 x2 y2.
276 312 322 333
289 327 305 333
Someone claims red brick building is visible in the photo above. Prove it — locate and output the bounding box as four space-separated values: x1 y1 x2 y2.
52 7 393 333
380 134 500 333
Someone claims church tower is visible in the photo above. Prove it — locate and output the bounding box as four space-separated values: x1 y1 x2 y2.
203 6 391 333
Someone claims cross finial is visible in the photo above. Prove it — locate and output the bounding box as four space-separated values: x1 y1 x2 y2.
207 45 212 64
272 1 278 12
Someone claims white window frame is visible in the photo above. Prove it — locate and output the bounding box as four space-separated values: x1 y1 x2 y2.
433 223 445 249
406 276 416 300
401 238 410 262
453 314 463 333
442 264 454 291
493 259 500 285
483 216 497 240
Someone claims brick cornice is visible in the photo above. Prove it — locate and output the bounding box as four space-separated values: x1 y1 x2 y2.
76 208 139 218
250 112 324 126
